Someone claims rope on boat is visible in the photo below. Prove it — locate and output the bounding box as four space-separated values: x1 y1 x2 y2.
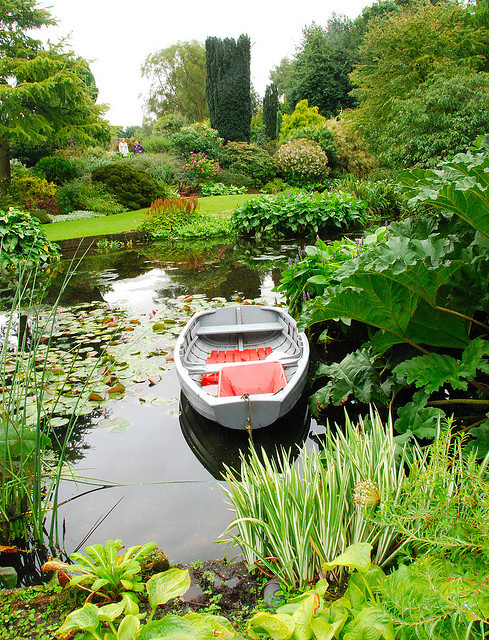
241 392 253 443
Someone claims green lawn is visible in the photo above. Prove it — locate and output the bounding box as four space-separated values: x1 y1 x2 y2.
42 194 258 242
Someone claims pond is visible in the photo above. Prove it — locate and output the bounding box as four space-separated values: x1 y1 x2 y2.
34 237 325 569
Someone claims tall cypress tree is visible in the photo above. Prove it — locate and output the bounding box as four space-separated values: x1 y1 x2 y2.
263 83 279 140
205 34 251 142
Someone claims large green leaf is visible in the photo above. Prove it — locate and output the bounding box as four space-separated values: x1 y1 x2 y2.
246 612 295 640
394 391 444 438
322 543 373 574
138 615 197 640
303 278 468 349
312 349 390 408
393 353 471 393
146 568 191 609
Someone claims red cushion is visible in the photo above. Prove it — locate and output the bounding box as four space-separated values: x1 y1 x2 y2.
217 361 287 397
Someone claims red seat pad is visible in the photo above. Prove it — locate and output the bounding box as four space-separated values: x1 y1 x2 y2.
217 361 287 397
206 347 273 365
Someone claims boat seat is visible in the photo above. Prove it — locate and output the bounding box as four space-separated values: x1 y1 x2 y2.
196 321 282 336
206 346 272 365
218 361 287 397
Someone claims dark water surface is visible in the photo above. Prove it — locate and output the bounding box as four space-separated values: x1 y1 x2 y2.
48 238 324 564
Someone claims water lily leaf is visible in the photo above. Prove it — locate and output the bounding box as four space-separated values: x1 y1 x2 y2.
49 417 70 427
89 392 105 402
152 397 176 406
108 383 125 394
0 566 17 589
152 322 167 333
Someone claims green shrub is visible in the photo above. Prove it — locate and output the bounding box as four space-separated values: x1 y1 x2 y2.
140 196 199 235
334 176 409 220
91 163 161 210
124 152 179 185
170 122 223 158
280 99 326 139
261 178 292 194
69 154 109 175
218 169 254 189
34 156 80 185
220 141 277 187
0 208 59 271
139 137 172 154
9 174 56 206
55 177 125 215
277 138 330 186
200 183 246 196
233 190 369 238
153 112 188 136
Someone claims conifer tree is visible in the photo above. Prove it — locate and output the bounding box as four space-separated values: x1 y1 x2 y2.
263 83 279 140
205 34 251 142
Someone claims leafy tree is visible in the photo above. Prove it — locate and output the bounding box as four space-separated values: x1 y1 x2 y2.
349 1 489 167
0 0 110 189
263 83 279 140
205 34 252 142
286 21 357 118
141 40 208 123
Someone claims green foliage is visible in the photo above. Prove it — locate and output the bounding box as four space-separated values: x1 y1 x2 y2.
286 21 357 118
276 226 389 315
57 567 197 640
222 411 409 588
349 2 489 167
0 208 59 271
142 212 233 240
398 134 489 240
277 138 330 185
263 83 279 140
200 183 246 196
91 163 160 210
261 178 292 194
283 124 338 165
34 156 80 185
280 100 326 139
63 539 157 601
140 196 198 235
232 190 368 238
205 34 252 142
170 122 223 158
141 40 207 123
55 177 125 215
9 174 56 206
333 175 409 220
220 141 277 187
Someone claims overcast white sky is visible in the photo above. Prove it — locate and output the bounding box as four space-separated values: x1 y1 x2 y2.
39 0 370 127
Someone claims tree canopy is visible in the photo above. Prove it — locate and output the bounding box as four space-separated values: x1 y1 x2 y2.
348 1 489 167
141 40 207 123
0 0 110 187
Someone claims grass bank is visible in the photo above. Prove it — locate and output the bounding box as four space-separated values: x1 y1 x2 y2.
42 194 258 242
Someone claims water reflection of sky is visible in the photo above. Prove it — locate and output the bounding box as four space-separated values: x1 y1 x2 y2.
52 239 323 564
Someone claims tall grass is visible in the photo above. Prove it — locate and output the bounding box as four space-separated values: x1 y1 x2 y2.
0 264 89 549
221 409 413 589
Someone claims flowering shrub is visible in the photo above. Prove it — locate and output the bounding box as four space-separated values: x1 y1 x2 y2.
183 152 222 189
277 139 330 186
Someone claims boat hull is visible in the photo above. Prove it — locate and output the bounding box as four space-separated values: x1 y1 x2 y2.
175 305 310 430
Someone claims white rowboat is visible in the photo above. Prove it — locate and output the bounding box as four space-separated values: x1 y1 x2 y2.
175 305 310 430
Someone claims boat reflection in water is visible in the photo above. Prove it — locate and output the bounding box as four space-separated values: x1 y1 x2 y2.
179 392 312 480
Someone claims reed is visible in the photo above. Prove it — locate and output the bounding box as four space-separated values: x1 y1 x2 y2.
0 260 94 549
221 409 413 589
